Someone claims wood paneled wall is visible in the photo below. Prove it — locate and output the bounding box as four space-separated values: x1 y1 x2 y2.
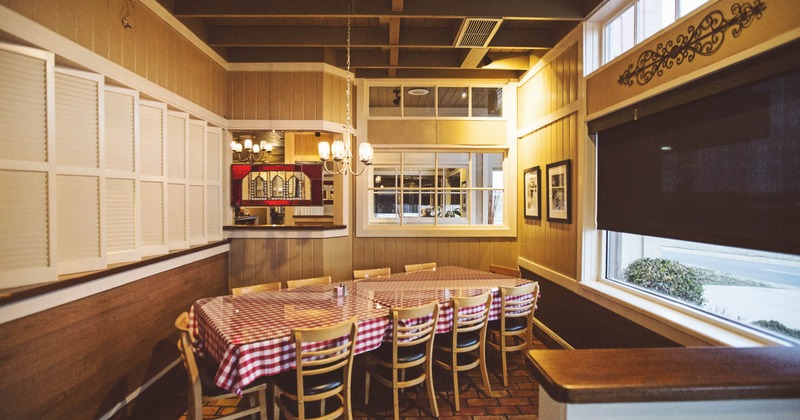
0 252 228 419
525 268 680 349
517 41 581 280
1 0 228 116
227 71 348 122
351 237 519 275
229 236 517 288
229 236 352 288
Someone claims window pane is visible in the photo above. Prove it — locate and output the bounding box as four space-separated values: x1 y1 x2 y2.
371 190 399 224
471 152 504 188
369 86 402 116
438 191 468 224
638 0 676 40
404 191 435 224
472 87 503 117
404 86 435 117
679 0 708 17
438 86 469 117
607 232 800 343
604 6 635 63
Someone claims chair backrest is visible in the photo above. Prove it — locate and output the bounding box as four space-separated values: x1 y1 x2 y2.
286 275 332 289
489 264 521 278
175 313 204 416
451 292 493 337
231 282 281 296
499 282 540 326
390 301 440 356
353 267 391 279
404 262 437 273
291 317 358 406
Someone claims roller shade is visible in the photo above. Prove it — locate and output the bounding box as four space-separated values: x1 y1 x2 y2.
596 65 800 255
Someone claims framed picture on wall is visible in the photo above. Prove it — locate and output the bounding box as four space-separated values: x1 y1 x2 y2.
523 166 541 220
546 159 571 223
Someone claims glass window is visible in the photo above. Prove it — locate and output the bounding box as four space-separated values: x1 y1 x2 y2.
471 87 503 117
438 86 469 117
366 150 506 227
403 86 435 117
679 0 708 17
638 0 675 40
369 86 402 117
604 6 636 63
607 232 800 343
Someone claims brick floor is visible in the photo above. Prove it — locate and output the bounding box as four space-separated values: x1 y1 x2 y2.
138 338 547 420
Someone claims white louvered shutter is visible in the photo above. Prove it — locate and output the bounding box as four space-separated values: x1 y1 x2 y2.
188 185 205 245
205 127 223 240
54 68 104 274
104 87 139 263
167 112 187 179
0 44 55 287
139 100 168 256
167 183 187 250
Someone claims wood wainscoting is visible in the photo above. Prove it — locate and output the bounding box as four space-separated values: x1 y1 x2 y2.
525 268 680 349
0 252 229 419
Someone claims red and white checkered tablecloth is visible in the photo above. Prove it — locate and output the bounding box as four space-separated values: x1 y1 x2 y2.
190 266 534 394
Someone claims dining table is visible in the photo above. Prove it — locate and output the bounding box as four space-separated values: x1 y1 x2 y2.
189 266 534 394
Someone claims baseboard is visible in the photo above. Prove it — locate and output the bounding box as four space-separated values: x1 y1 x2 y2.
533 318 575 350
97 358 181 420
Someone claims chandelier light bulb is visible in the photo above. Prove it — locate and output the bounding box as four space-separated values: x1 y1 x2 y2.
243 138 252 150
331 140 346 161
358 142 374 163
318 141 331 161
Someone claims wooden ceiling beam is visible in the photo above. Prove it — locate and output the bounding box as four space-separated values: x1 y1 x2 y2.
356 68 522 79
173 0 589 20
207 27 459 48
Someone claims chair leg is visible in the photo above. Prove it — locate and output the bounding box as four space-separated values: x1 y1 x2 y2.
452 368 460 412
479 341 495 398
392 385 400 420
500 335 509 387
273 388 281 420
364 366 371 405
257 388 268 420
425 371 439 417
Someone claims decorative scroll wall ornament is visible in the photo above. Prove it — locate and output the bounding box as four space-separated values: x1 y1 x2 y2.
618 0 767 87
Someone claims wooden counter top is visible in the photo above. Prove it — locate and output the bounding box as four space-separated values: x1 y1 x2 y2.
527 347 800 404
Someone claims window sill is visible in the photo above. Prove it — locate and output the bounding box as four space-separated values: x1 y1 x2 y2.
580 278 794 347
356 224 515 238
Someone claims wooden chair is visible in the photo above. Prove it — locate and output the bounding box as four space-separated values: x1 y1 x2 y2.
272 317 358 420
487 282 540 386
175 312 268 420
365 301 440 420
286 275 332 289
231 282 281 296
404 262 437 273
433 292 495 411
353 267 391 279
489 264 521 278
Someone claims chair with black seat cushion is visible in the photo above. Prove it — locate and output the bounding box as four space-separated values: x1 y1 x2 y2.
489 264 521 278
364 301 440 420
433 292 494 412
487 282 540 386
404 262 437 273
174 312 268 420
353 267 391 280
272 317 358 420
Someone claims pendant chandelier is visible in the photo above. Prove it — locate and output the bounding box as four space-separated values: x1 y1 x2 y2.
317 0 373 176
231 133 273 163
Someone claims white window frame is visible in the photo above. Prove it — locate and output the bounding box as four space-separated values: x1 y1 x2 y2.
584 0 713 75
356 145 516 238
367 83 507 121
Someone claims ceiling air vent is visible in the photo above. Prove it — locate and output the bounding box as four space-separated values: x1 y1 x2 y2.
454 18 503 48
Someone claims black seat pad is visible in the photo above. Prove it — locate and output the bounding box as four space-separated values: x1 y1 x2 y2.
372 342 427 363
273 368 344 396
435 330 479 349
489 316 527 332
